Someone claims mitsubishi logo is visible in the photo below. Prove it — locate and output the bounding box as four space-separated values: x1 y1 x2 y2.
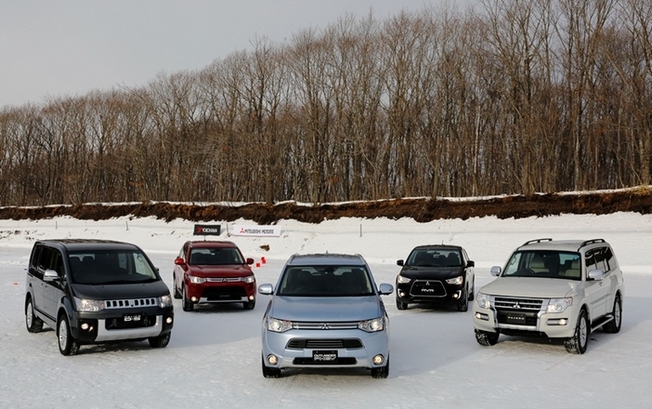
425 281 431 286
320 323 330 330
513 302 521 309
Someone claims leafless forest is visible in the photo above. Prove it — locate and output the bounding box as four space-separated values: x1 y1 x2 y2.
1 0 651 208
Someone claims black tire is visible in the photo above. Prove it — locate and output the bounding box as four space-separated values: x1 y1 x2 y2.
182 285 193 312
173 273 182 299
25 297 43 333
565 309 589 354
57 314 79 356
457 290 468 312
148 332 171 348
371 355 389 379
603 295 622 334
396 299 408 310
262 356 281 378
243 299 256 310
468 279 475 301
475 329 499 346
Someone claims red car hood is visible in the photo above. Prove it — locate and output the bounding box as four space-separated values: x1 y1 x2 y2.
187 264 253 278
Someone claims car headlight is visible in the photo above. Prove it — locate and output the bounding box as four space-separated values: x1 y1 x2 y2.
267 317 293 333
547 297 572 313
397 275 411 284
446 275 463 285
74 297 104 312
475 292 492 309
189 275 206 284
243 275 256 284
358 317 385 332
159 294 173 308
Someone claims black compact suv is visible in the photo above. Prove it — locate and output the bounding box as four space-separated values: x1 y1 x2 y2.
25 239 174 355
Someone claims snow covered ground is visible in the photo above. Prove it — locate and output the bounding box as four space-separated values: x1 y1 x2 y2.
1 212 651 408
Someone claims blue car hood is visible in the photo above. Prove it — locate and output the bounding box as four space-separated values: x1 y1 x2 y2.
269 295 382 321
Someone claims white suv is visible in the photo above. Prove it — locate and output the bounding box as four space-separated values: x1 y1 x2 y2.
473 238 624 354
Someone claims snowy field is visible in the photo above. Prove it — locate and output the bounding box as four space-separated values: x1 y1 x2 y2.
1 212 651 408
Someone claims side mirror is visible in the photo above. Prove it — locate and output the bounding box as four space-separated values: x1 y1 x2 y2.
174 257 185 266
467 260 475 268
43 269 60 282
588 269 605 281
246 257 254 265
490 266 501 277
258 283 274 295
378 283 394 295
396 260 404 266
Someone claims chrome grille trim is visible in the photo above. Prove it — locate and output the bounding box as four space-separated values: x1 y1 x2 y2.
104 298 158 309
206 277 242 283
494 297 544 311
293 321 359 330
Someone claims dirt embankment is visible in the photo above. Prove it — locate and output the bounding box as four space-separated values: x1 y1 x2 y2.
2 188 652 224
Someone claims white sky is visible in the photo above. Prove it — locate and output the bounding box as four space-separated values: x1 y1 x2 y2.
0 0 475 109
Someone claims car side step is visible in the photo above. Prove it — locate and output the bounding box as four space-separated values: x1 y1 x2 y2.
591 314 613 330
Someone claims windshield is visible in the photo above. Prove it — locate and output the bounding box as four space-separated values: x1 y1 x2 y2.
503 250 581 280
277 265 374 296
189 248 244 265
68 250 158 285
407 248 462 267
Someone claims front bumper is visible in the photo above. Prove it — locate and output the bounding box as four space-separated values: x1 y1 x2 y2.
262 328 389 369
71 307 174 343
186 281 256 304
396 281 465 304
472 304 578 339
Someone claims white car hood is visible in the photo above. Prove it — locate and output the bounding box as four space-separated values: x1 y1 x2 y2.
480 277 579 299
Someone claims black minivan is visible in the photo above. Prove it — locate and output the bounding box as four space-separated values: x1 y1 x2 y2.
25 239 174 355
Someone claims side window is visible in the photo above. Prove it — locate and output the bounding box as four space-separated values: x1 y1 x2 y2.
599 247 613 273
585 248 609 274
51 250 65 278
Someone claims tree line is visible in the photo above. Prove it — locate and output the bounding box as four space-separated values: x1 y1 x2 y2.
1 0 651 206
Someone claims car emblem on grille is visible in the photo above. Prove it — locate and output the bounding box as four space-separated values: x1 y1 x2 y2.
321 323 329 330
513 302 521 309
425 281 431 286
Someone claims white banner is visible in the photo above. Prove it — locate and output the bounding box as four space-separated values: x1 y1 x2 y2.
232 225 282 237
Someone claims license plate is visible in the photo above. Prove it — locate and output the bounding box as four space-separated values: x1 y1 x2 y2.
123 313 142 322
506 313 526 324
313 350 338 362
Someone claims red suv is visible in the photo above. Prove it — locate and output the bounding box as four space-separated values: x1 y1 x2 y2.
173 241 256 311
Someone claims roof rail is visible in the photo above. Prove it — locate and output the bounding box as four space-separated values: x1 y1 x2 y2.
579 238 605 249
522 238 553 246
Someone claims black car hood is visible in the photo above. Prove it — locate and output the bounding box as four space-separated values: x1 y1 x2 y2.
72 280 170 299
398 266 465 280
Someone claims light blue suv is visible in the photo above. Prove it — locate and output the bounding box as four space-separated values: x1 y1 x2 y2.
258 254 393 378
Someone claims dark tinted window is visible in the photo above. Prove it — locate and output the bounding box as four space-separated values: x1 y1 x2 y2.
68 249 158 285
277 265 373 296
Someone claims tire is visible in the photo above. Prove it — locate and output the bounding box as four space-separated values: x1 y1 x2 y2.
25 297 43 333
173 273 182 299
243 299 256 310
262 356 281 378
371 355 389 379
396 299 408 310
148 331 171 348
57 314 79 356
182 285 194 312
457 290 468 312
603 295 622 334
565 309 589 354
475 329 499 346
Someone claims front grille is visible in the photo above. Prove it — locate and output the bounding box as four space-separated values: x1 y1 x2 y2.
206 277 243 283
494 297 544 311
287 338 363 349
104 298 158 309
495 297 544 327
293 357 357 365
410 280 446 297
293 321 359 330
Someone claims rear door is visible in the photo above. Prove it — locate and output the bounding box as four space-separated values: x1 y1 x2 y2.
583 247 610 318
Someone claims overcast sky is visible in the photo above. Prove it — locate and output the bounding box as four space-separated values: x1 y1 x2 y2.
0 0 475 109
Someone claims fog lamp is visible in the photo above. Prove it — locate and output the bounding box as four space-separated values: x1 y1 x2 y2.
191 296 198 302
372 354 385 365
166 317 173 325
452 290 461 299
249 295 255 301
267 354 278 365
81 323 89 330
